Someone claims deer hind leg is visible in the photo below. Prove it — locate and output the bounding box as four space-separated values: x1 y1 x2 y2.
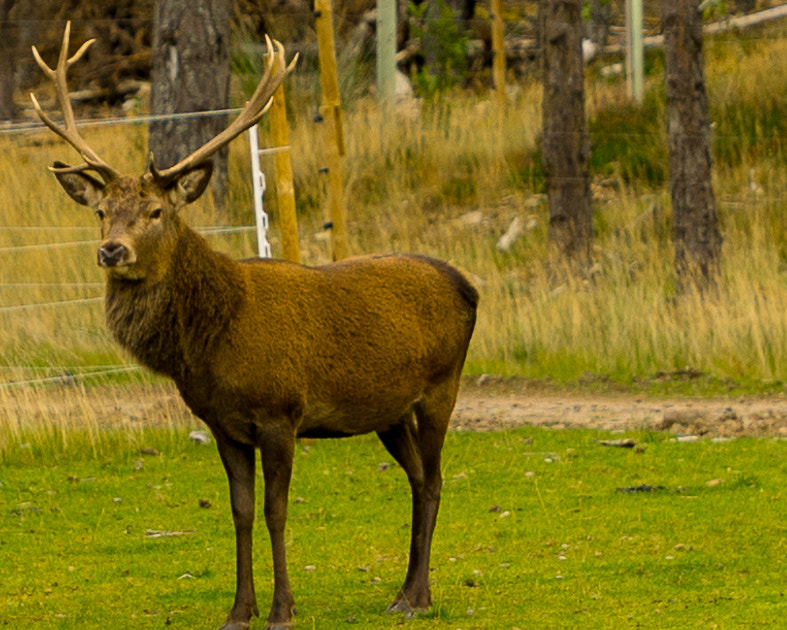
378 390 453 616
215 437 259 630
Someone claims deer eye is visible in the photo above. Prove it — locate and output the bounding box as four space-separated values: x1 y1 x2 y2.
150 208 162 219
95 209 105 220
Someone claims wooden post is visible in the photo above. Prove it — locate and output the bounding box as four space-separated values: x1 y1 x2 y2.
314 0 349 260
269 86 300 264
490 0 506 108
376 0 397 101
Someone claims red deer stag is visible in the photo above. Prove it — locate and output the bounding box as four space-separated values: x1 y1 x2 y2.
32 23 478 630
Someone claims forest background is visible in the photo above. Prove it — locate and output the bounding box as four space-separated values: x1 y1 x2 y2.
1 0 787 395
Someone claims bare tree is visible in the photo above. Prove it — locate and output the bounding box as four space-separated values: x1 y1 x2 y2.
663 0 722 289
149 0 230 210
588 0 611 50
538 0 593 260
0 0 18 120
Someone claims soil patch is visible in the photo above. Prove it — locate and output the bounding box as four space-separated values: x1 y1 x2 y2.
4 377 787 438
454 376 787 437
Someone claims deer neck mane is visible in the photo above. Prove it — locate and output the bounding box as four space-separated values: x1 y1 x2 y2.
104 220 245 381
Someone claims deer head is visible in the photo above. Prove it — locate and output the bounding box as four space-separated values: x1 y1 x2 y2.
31 22 297 280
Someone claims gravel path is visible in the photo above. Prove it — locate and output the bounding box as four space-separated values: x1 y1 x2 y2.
452 376 787 437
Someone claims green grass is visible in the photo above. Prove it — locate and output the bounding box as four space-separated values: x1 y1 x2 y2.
2 426 785 628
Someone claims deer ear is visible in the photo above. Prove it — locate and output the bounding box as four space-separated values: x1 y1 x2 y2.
171 161 214 205
52 162 106 207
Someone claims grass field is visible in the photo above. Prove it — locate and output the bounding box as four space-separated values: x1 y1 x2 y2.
2 426 785 629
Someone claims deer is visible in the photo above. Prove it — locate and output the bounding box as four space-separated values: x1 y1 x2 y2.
31 23 477 630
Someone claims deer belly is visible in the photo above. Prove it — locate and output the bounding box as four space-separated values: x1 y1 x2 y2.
298 395 420 438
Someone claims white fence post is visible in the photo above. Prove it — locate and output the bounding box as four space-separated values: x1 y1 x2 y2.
248 124 272 258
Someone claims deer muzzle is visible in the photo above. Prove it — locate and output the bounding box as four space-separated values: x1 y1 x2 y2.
97 241 132 268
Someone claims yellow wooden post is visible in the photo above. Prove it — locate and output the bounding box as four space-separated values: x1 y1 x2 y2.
314 0 349 260
269 86 300 264
491 0 506 109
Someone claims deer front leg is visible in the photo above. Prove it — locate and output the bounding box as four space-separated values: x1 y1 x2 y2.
215 436 259 630
258 425 297 630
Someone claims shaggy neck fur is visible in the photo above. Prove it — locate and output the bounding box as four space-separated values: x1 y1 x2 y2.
104 219 244 383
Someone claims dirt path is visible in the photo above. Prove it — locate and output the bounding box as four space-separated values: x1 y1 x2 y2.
452 376 787 437
4 377 787 438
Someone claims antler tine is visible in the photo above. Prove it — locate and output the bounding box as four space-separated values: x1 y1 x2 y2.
30 21 119 183
150 37 298 184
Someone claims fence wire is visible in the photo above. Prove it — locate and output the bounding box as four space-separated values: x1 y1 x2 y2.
2 7 787 387
1 111 260 387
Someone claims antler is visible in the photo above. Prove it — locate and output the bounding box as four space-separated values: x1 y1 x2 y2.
149 35 299 186
30 21 120 183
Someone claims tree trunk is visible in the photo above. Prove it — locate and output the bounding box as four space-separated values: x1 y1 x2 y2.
663 0 722 290
539 0 593 260
0 0 18 120
422 0 445 78
149 0 230 210
589 0 611 49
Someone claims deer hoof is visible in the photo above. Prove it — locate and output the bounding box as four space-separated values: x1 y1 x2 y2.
385 600 417 619
218 623 250 630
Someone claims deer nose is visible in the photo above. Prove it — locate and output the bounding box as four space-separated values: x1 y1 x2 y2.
98 241 127 267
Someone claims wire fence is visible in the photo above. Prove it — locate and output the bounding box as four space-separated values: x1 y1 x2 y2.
0 222 257 305
0 365 141 389
0 109 267 388
3 6 787 388
0 108 245 137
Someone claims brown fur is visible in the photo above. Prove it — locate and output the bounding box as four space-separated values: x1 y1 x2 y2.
51 167 477 630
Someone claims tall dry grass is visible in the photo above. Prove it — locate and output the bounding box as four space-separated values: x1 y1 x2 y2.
1 24 787 456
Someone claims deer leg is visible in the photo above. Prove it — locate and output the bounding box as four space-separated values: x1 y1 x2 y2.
377 416 433 615
258 425 297 630
215 437 259 630
409 409 447 612
379 386 455 616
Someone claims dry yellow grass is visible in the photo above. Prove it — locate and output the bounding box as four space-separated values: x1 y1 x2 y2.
2 29 787 415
